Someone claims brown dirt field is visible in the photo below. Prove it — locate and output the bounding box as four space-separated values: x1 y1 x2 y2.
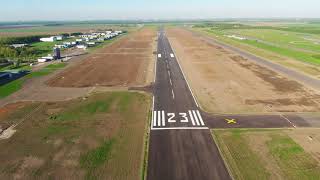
47 28 156 88
0 102 27 120
166 28 320 113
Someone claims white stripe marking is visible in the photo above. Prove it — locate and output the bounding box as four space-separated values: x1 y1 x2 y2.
152 127 209 130
157 111 161 127
170 53 174 58
192 110 200 126
151 97 154 128
189 110 196 126
196 110 205 126
162 111 166 127
171 90 175 99
158 54 161 58
280 114 297 128
153 111 157 127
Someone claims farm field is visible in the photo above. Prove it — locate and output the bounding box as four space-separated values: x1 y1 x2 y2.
48 27 156 88
0 92 150 180
212 128 320 180
166 27 320 113
193 23 320 78
0 24 137 37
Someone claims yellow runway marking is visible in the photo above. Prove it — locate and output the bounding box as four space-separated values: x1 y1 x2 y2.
225 119 237 124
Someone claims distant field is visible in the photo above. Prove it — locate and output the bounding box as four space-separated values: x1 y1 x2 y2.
212 129 320 180
0 63 67 98
0 92 150 180
0 24 138 37
193 22 320 77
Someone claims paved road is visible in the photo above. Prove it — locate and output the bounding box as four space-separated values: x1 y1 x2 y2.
147 29 231 180
188 29 320 91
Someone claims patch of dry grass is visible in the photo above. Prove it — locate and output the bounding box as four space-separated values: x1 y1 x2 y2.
0 92 150 180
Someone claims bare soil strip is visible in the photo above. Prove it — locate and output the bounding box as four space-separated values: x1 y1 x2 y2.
48 28 156 88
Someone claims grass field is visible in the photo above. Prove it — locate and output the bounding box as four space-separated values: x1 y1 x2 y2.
0 92 151 180
193 22 320 76
0 63 67 98
212 129 320 180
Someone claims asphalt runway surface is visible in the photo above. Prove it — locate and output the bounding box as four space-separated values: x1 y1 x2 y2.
147 28 312 180
147 29 231 180
203 113 310 129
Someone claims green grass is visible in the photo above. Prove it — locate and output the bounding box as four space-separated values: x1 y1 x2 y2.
213 129 320 180
31 38 75 56
52 96 115 121
213 129 270 180
0 78 24 98
241 39 320 65
80 139 116 179
225 29 320 53
0 63 67 98
203 28 320 65
0 92 151 179
0 64 32 71
31 41 56 56
267 134 320 179
50 91 137 122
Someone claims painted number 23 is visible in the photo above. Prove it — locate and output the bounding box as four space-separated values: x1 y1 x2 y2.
167 113 188 123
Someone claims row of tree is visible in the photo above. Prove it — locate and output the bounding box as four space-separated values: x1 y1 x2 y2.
0 45 39 68
0 36 42 45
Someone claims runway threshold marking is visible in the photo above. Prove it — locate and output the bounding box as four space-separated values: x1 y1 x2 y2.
225 119 237 124
152 110 207 129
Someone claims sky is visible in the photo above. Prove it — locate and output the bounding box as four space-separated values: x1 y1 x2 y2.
1 0 320 21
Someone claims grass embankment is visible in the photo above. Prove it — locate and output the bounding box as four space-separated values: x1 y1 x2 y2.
193 25 320 76
0 63 66 98
212 129 320 180
0 92 151 180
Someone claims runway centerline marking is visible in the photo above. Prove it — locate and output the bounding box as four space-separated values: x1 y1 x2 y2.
169 78 173 86
169 40 199 107
171 89 175 99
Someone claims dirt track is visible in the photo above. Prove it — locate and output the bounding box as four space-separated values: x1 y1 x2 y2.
166 28 320 113
48 28 156 88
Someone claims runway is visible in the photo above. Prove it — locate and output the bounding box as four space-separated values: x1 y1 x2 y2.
147 28 231 180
